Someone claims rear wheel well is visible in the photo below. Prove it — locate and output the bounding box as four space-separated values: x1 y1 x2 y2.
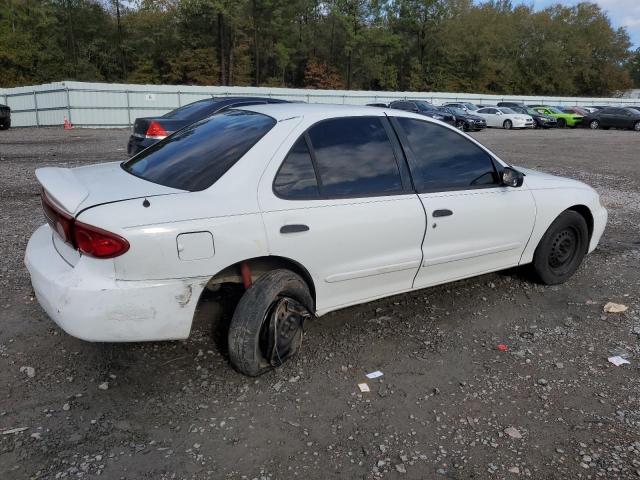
567 205 593 243
192 256 316 353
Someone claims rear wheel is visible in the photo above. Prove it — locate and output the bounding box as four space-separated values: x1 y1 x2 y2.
456 120 466 131
634 121 640 132
532 211 588 285
228 269 313 376
503 119 512 129
557 118 566 128
589 119 599 130
0 120 9 130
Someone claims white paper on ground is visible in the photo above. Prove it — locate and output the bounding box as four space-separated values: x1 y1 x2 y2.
366 370 384 379
608 355 630 367
358 383 370 393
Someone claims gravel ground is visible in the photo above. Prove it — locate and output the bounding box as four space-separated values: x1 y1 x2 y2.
0 126 639 480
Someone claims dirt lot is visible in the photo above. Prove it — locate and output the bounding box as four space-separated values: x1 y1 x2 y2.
1 126 639 480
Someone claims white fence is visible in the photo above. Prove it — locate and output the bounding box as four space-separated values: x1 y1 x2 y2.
1 81 639 128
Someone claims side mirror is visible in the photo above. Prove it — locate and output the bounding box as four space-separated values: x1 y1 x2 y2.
501 167 524 187
496 111 502 115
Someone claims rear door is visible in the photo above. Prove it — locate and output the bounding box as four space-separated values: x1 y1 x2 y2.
259 115 426 314
478 108 499 127
391 117 536 288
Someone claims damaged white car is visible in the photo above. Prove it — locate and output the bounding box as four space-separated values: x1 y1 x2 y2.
25 104 607 376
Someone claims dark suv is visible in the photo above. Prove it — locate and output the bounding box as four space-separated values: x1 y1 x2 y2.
0 104 10 130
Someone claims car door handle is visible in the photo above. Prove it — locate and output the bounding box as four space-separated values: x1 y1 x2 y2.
433 209 453 217
280 224 310 234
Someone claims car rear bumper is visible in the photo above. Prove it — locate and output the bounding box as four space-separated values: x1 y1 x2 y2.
127 136 158 156
25 224 207 342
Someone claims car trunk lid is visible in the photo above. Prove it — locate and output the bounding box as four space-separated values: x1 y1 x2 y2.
36 162 184 215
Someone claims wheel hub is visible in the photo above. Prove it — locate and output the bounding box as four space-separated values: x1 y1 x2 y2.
260 297 308 366
548 229 577 269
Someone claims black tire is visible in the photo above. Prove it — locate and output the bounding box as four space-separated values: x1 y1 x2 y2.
589 119 599 130
532 211 589 285
503 119 512 129
228 269 313 376
634 121 640 132
456 120 466 131
0 120 9 130
557 118 566 128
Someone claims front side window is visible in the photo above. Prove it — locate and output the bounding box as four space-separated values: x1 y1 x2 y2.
123 110 276 191
396 117 500 192
307 117 403 197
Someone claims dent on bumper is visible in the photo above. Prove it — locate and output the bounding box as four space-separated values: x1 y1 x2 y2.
24 224 208 342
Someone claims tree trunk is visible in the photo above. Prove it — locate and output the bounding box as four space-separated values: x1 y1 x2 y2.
228 33 235 85
114 0 126 79
251 0 259 85
218 12 226 85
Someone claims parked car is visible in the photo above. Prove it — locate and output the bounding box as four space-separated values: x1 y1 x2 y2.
583 107 640 131
558 106 591 117
508 105 557 128
127 97 288 156
443 102 480 113
475 107 535 129
530 106 582 128
25 104 607 376
366 103 388 108
438 106 487 131
0 104 10 130
496 101 526 108
625 106 640 114
389 100 456 126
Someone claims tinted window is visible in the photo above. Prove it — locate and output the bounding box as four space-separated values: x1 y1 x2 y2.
162 100 217 120
392 102 415 111
273 137 320 199
307 117 402 197
397 118 499 192
123 110 276 191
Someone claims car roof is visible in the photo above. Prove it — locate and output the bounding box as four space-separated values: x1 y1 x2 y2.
236 103 396 121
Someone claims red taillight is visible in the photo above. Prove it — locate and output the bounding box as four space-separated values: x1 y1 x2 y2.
42 192 74 243
145 121 168 139
72 221 130 258
41 190 129 259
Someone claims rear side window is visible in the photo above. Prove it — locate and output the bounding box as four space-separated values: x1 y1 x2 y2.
307 117 403 197
273 137 320 199
397 118 499 192
123 110 276 191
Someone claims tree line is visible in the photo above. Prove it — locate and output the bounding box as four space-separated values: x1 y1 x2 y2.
1 0 639 96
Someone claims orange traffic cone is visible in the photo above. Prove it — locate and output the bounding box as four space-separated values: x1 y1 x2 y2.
63 117 73 130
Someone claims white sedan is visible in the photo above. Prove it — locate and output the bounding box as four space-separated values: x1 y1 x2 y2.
25 104 607 376
476 107 535 129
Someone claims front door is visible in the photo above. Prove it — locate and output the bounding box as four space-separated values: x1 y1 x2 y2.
391 117 536 288
259 115 426 314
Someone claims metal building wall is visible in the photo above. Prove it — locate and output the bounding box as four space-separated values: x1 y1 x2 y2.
1 81 639 128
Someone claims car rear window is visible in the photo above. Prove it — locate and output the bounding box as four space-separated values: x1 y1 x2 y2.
161 100 217 121
122 110 276 191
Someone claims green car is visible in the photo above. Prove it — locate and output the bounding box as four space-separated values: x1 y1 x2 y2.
531 106 583 128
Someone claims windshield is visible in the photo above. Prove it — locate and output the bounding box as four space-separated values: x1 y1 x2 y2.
526 108 540 115
123 110 276 191
462 103 478 110
161 99 217 120
415 101 436 112
499 108 515 114
447 107 467 116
